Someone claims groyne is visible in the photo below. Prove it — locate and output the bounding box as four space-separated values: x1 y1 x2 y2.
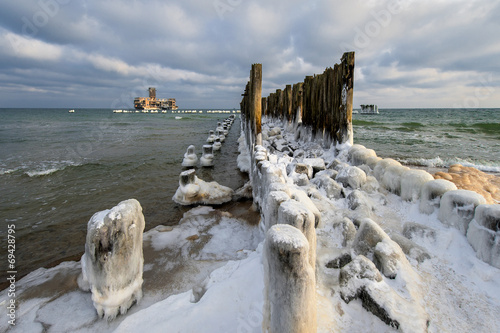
238 51 500 332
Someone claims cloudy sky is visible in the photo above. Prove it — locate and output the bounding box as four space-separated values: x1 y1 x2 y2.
0 0 498 109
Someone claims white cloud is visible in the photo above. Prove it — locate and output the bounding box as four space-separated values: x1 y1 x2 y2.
0 31 63 61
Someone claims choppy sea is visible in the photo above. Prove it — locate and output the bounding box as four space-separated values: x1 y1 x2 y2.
1 107 499 281
0 108 247 281
352 108 500 172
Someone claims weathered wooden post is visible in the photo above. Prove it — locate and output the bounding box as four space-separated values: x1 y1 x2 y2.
284 85 292 121
251 64 262 146
292 82 303 123
264 224 317 333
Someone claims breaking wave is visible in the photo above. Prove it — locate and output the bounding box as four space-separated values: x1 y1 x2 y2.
398 156 500 173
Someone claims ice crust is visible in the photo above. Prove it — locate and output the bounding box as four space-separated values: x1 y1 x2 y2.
172 169 234 205
419 179 458 214
438 189 487 234
181 145 198 167
466 204 500 268
79 199 145 320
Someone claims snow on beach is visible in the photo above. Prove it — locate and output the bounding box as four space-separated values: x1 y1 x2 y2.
1 117 500 332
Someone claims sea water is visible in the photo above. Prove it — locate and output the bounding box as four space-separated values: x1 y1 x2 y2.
0 108 247 281
1 108 499 281
353 108 500 172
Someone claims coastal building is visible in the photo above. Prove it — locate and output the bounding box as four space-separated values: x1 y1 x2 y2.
360 104 379 114
134 87 178 110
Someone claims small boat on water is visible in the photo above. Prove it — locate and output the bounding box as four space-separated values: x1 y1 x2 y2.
113 109 123 113
175 116 182 120
68 109 75 113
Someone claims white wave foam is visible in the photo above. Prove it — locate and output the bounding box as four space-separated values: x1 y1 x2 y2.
0 168 18 175
26 168 62 177
399 156 500 173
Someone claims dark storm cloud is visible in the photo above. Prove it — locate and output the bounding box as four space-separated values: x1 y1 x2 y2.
0 0 498 108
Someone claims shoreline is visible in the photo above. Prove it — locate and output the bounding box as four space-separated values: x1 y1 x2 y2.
2 124 500 331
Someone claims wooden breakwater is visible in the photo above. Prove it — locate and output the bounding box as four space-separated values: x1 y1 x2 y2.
240 52 355 149
239 52 355 333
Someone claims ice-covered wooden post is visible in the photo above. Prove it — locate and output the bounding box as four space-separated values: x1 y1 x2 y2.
264 224 317 333
79 199 145 320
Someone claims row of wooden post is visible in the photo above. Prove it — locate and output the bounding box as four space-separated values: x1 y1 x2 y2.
241 52 355 147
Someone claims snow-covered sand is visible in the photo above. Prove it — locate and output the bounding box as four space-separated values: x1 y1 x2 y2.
1 118 499 332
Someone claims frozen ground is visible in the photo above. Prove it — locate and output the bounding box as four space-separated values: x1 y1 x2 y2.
1 121 500 332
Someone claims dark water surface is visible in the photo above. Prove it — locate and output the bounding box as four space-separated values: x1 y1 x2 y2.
0 109 246 281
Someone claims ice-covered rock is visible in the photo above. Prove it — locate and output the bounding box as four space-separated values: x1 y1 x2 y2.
200 145 214 167
347 190 372 211
419 179 458 214
336 165 367 189
181 145 198 167
390 233 431 263
287 162 313 179
339 255 383 293
273 138 289 153
311 174 344 200
373 237 407 279
268 126 282 137
264 224 316 333
438 190 486 234
400 169 434 202
315 169 338 180
466 204 500 268
172 169 234 205
403 222 437 241
79 199 145 320
339 255 427 332
352 218 387 256
278 199 317 270
327 158 348 171
333 217 357 247
303 157 326 175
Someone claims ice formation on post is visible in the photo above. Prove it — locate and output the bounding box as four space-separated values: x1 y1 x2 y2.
181 145 198 167
200 145 214 167
212 137 222 151
278 199 317 270
348 144 377 166
400 169 434 202
206 130 216 143
419 179 457 214
79 199 145 320
466 204 500 268
438 189 486 234
264 224 316 333
172 169 233 205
